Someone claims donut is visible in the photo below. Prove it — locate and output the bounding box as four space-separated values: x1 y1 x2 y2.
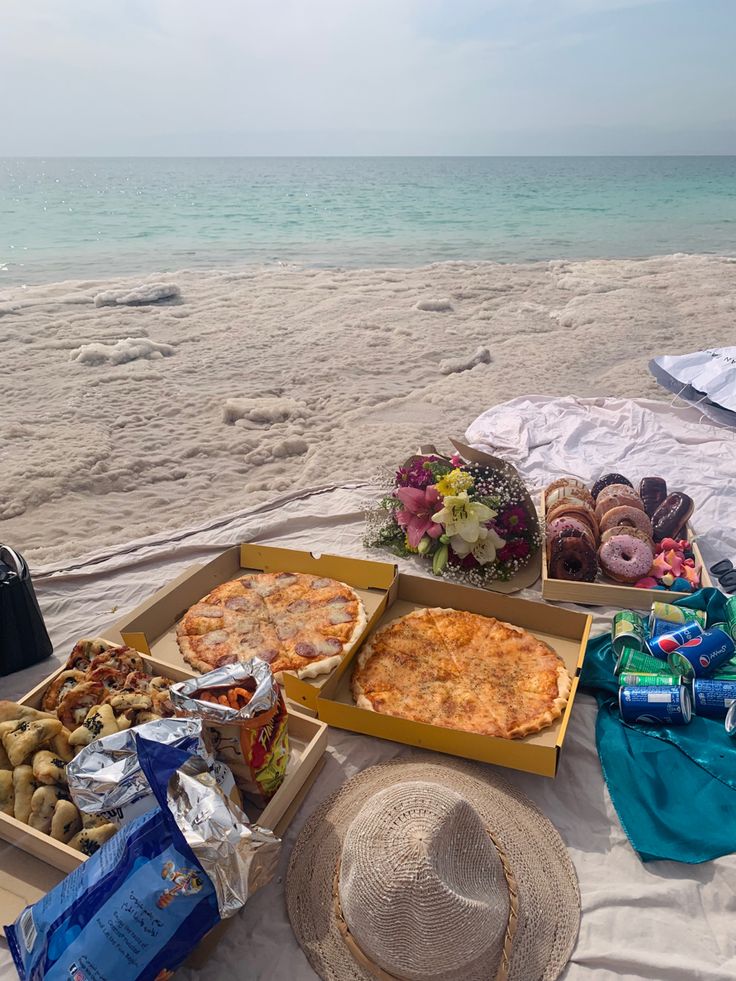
546 498 597 530
599 506 653 537
548 530 598 582
598 534 654 584
546 515 596 550
591 473 632 499
651 493 694 542
545 477 588 498
638 477 667 518
544 482 595 510
595 486 644 523
600 525 655 555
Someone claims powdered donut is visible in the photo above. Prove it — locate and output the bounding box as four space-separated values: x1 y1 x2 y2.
549 531 598 582
595 485 645 522
600 525 655 555
544 482 595 510
546 515 596 550
591 473 632 499
598 534 653 584
599 506 653 537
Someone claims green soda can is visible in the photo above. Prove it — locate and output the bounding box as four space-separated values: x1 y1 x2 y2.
712 650 736 681
612 610 647 656
649 602 707 631
724 596 736 643
619 672 682 687
614 646 669 677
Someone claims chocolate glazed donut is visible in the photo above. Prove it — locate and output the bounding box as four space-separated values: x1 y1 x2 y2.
639 477 667 518
549 530 598 582
651 492 694 542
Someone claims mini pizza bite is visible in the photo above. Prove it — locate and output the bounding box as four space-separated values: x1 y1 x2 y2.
352 608 571 740
176 572 367 681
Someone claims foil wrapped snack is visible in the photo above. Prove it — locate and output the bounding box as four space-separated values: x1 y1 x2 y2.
67 716 237 826
6 735 281 981
170 658 290 806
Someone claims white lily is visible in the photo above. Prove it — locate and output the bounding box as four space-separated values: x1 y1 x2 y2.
432 492 494 543
450 525 506 565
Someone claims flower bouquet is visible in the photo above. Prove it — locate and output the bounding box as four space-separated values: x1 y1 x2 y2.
365 442 542 589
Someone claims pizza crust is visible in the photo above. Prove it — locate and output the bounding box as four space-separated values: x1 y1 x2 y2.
352 607 572 740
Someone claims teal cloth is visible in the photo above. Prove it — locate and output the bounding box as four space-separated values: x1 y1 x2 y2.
579 588 736 863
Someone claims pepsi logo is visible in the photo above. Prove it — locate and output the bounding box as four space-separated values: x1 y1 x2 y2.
699 656 710 667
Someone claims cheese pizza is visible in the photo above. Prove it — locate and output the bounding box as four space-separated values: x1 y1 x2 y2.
352 607 571 739
176 572 367 681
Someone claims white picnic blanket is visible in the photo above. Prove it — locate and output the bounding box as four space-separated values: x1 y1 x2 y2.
2 396 736 981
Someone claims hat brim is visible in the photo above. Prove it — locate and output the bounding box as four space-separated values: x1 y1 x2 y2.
286 757 580 981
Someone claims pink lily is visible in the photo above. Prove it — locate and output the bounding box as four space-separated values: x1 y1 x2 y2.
395 485 443 549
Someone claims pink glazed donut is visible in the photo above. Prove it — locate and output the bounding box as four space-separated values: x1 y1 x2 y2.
598 534 653 584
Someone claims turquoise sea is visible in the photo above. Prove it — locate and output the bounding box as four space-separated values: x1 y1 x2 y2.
1 156 735 285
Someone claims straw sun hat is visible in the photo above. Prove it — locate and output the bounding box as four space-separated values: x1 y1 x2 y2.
287 758 580 981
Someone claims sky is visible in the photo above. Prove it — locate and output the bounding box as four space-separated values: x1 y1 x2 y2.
1 0 734 155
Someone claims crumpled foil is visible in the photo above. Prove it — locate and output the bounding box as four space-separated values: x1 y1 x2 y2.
167 754 281 918
169 658 277 721
67 717 225 823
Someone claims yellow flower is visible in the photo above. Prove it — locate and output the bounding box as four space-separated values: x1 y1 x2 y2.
432 492 495 544
435 468 474 497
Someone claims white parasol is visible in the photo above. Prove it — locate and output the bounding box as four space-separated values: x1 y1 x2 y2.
649 347 736 428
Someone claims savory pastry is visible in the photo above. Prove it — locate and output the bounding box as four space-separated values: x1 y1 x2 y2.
0 742 11 770
0 702 55 724
50 799 82 843
352 608 571 739
177 572 367 680
107 691 152 714
49 728 75 763
29 785 68 834
0 771 13 816
41 670 87 713
594 484 644 522
13 765 36 823
32 750 67 786
591 473 632 499
88 647 145 676
69 823 117 856
651 493 694 542
639 477 668 518
68 704 120 747
2 718 63 767
598 534 654 584
598 506 653 537
86 664 129 694
548 530 598 582
56 681 106 730
65 637 116 672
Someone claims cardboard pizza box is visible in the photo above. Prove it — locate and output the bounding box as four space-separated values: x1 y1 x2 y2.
316 572 592 779
0 652 329 874
540 495 712 608
111 544 397 711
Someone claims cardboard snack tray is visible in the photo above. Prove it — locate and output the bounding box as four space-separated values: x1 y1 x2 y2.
112 543 397 711
0 651 328 876
540 496 712 608
316 572 592 778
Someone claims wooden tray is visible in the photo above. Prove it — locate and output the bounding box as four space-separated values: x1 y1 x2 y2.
0 652 327 872
540 496 711 609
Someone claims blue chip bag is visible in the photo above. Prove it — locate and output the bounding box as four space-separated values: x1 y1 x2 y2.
5 735 280 981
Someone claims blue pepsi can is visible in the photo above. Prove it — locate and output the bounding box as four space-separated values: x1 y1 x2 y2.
618 685 692 725
649 616 704 639
646 621 703 660
667 627 736 678
692 679 736 719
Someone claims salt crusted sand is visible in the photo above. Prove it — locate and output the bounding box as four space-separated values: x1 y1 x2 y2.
2 254 734 569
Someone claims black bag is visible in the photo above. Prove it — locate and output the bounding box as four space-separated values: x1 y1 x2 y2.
0 545 53 677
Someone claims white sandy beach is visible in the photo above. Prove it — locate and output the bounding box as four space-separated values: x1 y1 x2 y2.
2 253 734 568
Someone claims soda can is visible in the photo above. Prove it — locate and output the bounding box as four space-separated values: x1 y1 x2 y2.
618 685 692 725
619 672 682 687
726 702 736 737
712 656 736 681
646 621 703 660
724 596 736 643
649 602 707 631
667 627 736 678
692 679 736 719
614 646 671 677
612 610 647 655
650 616 706 639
